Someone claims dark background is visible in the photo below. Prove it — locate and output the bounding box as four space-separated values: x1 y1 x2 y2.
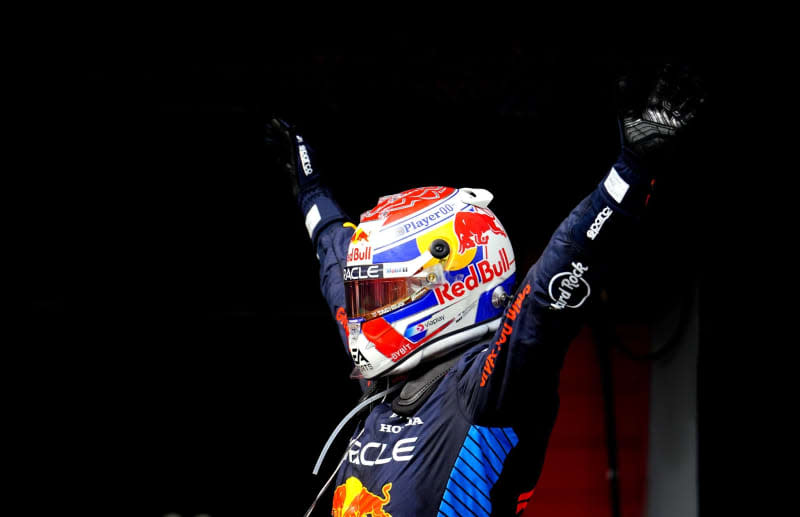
18 27 734 516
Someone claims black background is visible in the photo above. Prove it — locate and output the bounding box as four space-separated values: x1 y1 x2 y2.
17 26 735 516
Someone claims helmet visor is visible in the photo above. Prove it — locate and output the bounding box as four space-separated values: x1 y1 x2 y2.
344 263 444 320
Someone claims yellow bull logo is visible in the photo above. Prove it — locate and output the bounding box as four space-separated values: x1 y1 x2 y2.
331 476 392 517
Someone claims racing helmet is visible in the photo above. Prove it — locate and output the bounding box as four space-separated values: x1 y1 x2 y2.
344 186 516 379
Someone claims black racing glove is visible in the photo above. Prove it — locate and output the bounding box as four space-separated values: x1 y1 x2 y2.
265 117 350 247
596 65 707 216
617 64 706 168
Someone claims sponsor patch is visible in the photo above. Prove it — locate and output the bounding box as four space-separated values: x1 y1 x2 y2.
347 438 417 466
604 167 629 203
382 264 410 278
347 246 373 263
343 264 382 281
404 312 446 341
433 250 512 305
548 262 590 309
296 135 314 177
342 263 410 281
587 206 613 240
351 227 370 243
351 346 373 373
332 477 392 516
454 208 507 254
304 204 321 238
380 417 424 434
398 203 456 235
480 283 531 387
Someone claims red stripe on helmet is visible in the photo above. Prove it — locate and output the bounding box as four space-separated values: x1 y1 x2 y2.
362 318 410 359
362 317 453 362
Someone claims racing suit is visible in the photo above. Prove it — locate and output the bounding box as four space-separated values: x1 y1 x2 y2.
302 151 650 516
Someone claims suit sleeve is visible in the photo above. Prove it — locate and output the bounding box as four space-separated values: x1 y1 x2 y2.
315 219 355 352
295 186 364 369
457 151 652 426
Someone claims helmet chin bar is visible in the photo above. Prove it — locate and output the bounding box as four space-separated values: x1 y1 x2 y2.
363 317 503 379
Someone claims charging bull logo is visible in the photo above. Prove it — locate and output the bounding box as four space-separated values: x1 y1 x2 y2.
454 209 507 254
352 228 369 243
344 222 370 244
332 477 392 517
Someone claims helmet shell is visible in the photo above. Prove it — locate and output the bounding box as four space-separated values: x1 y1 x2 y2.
345 186 516 379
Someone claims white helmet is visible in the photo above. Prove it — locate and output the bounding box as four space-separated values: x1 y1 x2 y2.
343 186 516 379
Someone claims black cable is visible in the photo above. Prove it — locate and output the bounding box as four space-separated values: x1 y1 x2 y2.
589 316 622 517
588 275 696 517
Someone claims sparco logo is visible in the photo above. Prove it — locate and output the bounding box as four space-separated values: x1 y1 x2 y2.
296 135 314 177
343 265 381 281
548 262 590 309
586 206 613 240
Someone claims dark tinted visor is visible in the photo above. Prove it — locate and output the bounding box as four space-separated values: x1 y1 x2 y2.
345 278 412 320
343 263 445 320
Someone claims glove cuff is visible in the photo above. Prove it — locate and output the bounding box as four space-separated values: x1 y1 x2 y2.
597 149 654 218
297 185 349 248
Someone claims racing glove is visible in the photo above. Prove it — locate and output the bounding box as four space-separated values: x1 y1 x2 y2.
266 117 349 247
604 64 707 215
618 64 706 167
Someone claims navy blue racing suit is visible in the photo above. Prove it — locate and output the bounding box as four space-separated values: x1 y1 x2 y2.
301 152 650 516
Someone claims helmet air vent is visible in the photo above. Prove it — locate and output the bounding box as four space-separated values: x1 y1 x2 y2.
459 188 493 207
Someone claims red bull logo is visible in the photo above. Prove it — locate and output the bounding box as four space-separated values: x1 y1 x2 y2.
454 209 507 254
352 228 370 243
343 222 371 244
347 246 372 263
332 476 392 517
344 223 373 263
433 251 512 305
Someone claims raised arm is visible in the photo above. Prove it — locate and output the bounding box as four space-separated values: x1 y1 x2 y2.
266 118 354 351
457 65 707 425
